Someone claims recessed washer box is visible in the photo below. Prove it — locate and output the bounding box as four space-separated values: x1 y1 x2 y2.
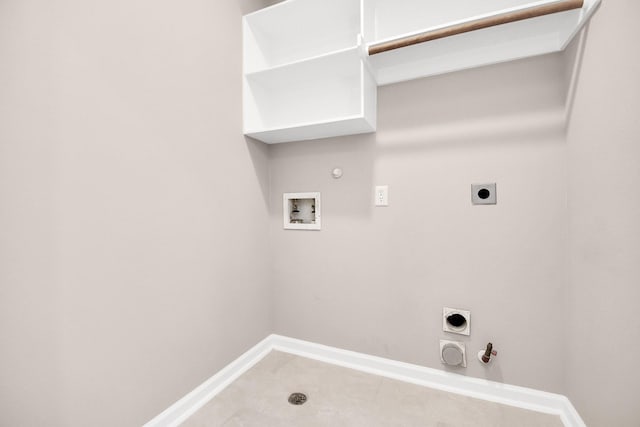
283 192 321 230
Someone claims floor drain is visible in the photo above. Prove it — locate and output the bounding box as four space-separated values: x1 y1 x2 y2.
288 392 307 405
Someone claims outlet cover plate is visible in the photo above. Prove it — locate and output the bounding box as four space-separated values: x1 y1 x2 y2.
375 185 389 207
471 183 497 205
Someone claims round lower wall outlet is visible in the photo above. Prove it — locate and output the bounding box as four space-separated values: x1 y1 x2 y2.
440 340 467 368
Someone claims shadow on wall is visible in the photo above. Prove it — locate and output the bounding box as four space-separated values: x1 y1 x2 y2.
245 136 271 208
238 0 278 14
375 52 573 153
563 25 590 133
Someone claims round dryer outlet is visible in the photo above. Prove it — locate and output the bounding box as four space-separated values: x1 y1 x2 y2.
443 307 471 336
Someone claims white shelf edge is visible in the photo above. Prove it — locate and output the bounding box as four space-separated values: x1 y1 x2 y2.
244 45 361 79
245 116 375 144
244 114 369 135
559 0 601 50
375 49 561 86
365 0 579 49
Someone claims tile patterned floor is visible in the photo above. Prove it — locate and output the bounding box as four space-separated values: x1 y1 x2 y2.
182 351 564 427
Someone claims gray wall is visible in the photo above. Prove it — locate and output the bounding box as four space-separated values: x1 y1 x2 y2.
566 1 640 426
268 3 640 425
270 53 571 393
2 0 639 426
0 1 271 426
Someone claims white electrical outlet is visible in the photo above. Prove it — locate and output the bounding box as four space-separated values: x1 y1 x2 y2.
375 185 389 207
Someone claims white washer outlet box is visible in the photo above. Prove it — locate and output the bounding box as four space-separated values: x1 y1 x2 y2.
283 192 321 230
443 307 471 336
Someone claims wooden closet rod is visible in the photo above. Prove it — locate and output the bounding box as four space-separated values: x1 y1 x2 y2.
368 0 584 55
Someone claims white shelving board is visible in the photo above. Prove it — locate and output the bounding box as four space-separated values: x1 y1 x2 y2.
367 0 560 41
243 46 376 144
365 0 601 85
243 0 361 73
243 0 600 143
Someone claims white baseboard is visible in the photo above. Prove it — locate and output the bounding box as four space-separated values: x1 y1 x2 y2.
143 335 274 427
144 334 585 427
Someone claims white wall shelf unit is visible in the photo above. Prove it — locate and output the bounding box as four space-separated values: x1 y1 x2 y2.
243 0 600 143
243 0 376 144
